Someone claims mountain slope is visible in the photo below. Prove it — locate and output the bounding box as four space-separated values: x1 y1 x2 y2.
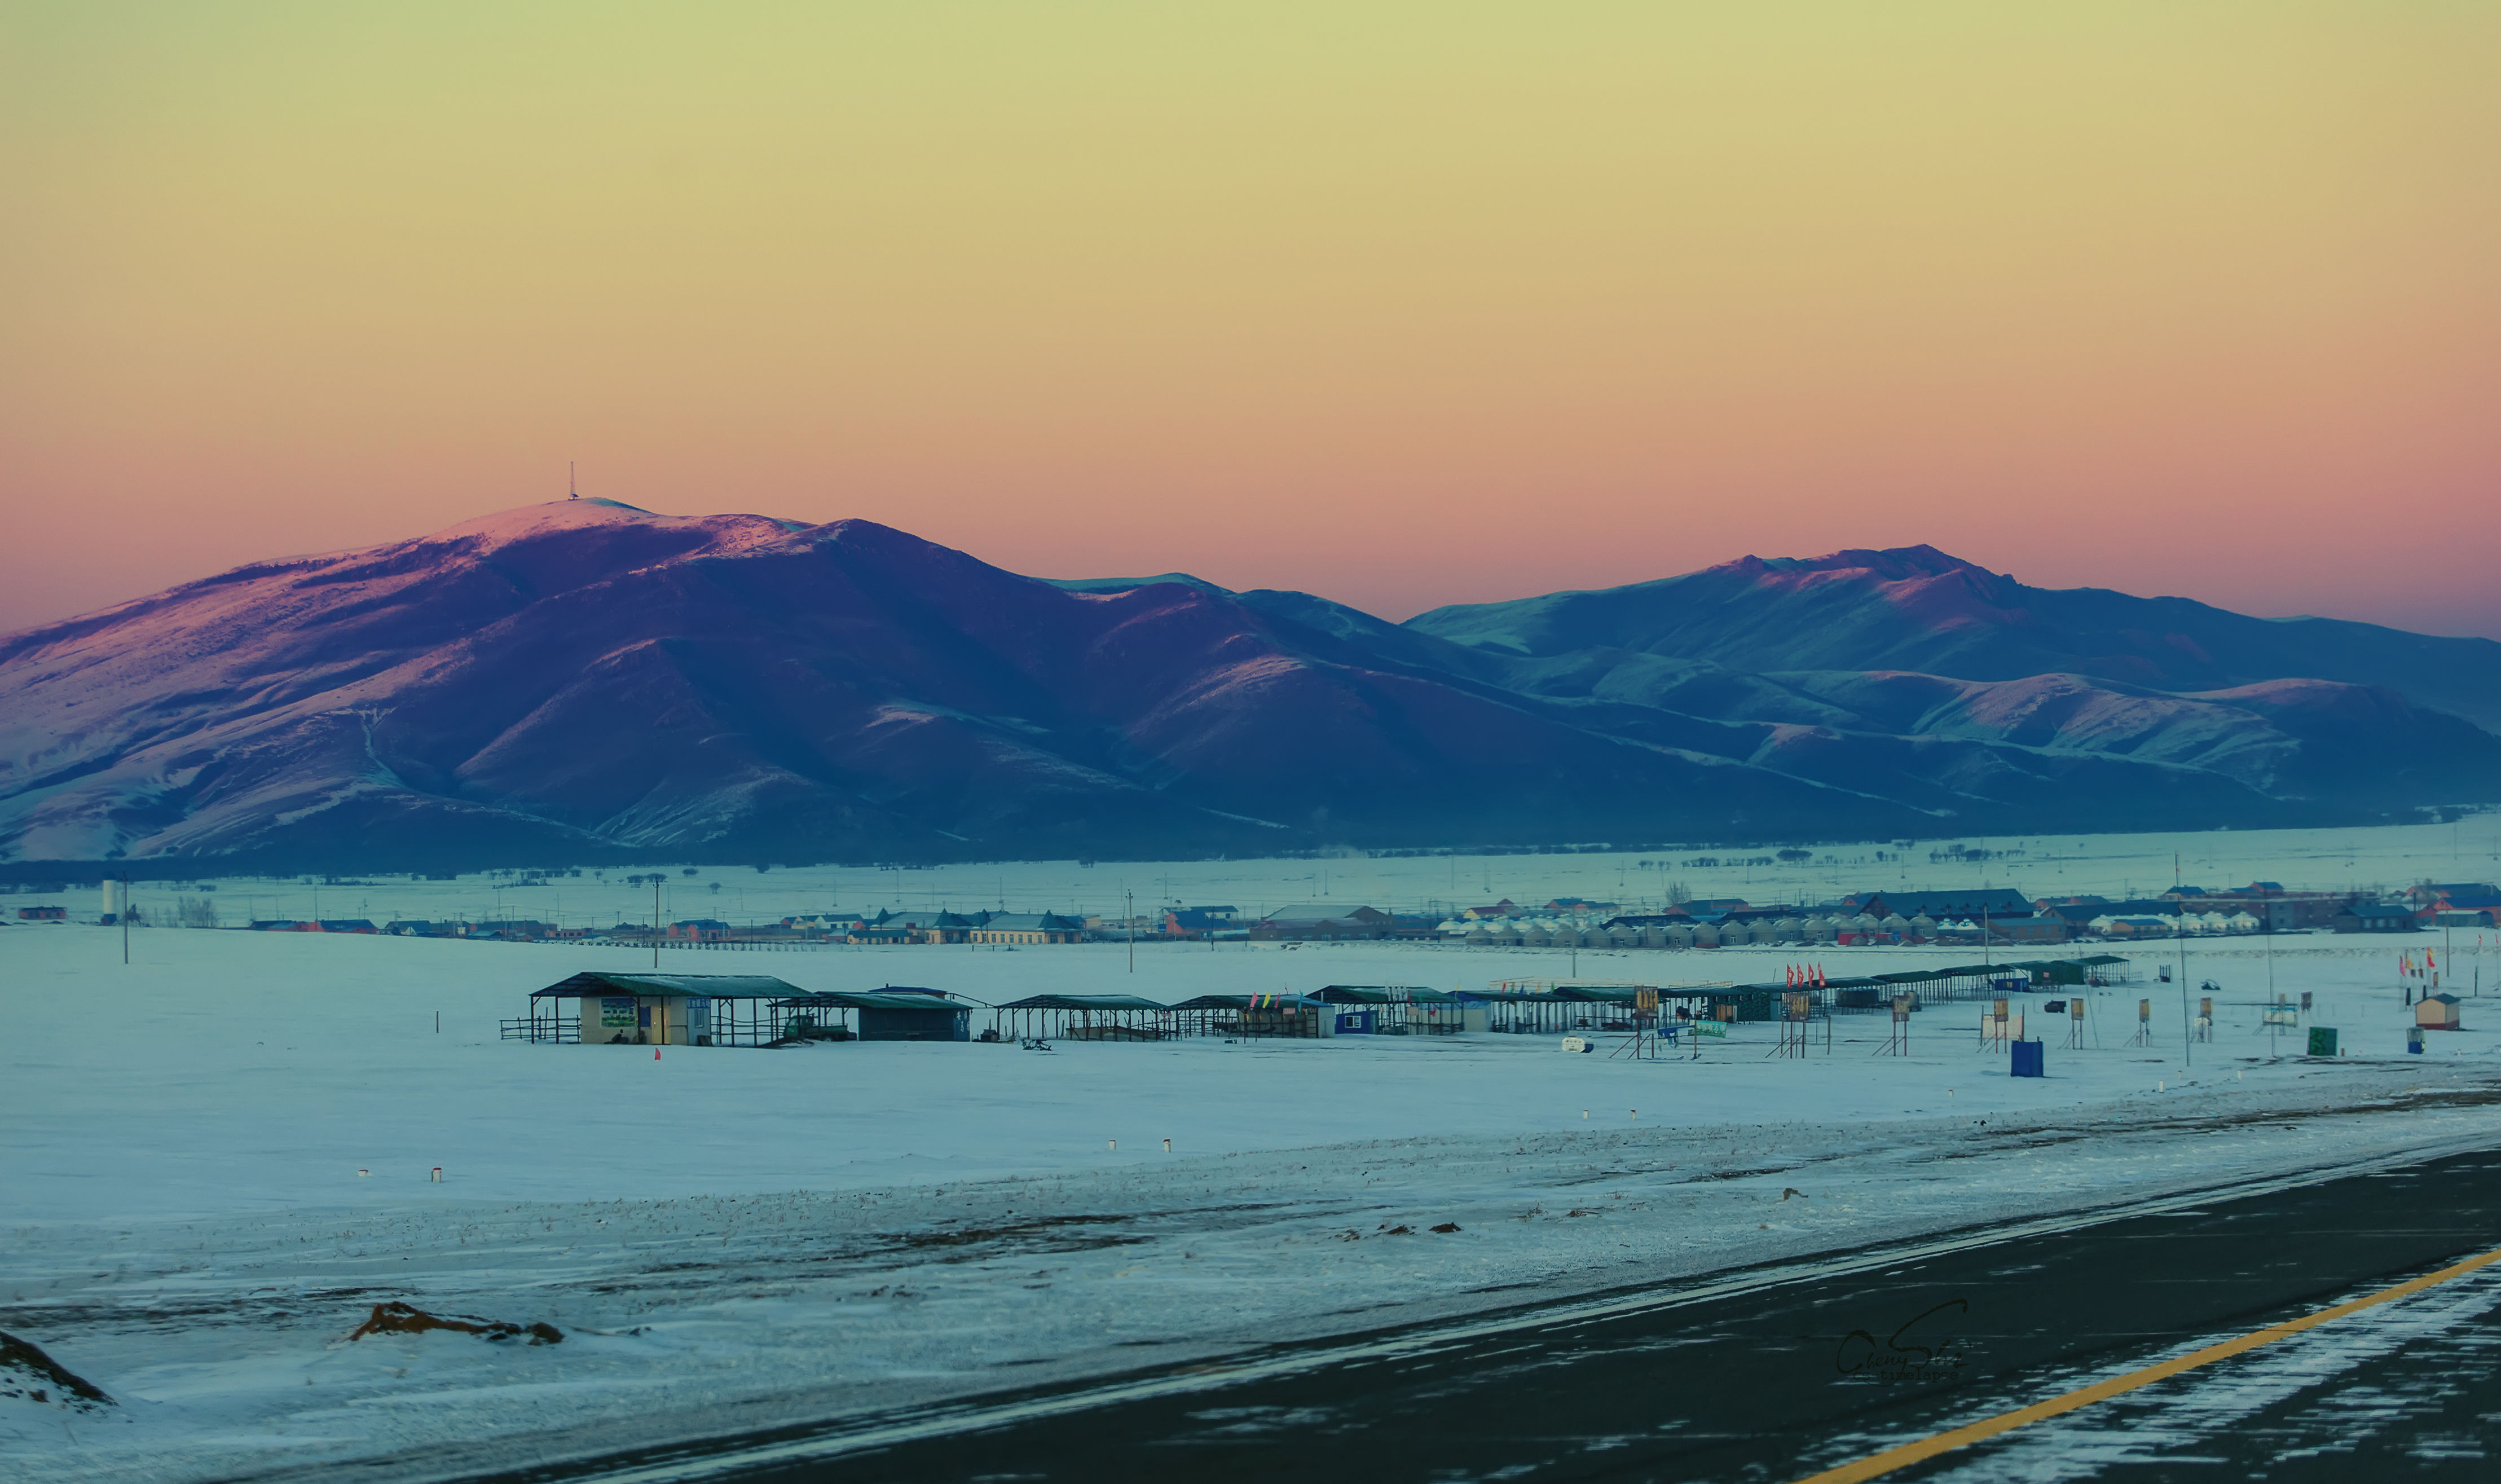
1404 545 2501 731
0 504 1936 867
2 515 2490 869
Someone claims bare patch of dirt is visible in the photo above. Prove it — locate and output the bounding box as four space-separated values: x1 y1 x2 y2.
347 1302 561 1345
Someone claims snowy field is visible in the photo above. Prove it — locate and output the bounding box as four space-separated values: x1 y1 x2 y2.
13 814 2499 934
5 818 2501 1482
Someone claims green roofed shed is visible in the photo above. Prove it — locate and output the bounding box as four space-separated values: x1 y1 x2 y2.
531 971 799 1000
773 990 971 1041
1312 985 1459 1005
522 971 805 1046
1167 993 1329 1039
990 993 1172 1041
995 994 1170 1011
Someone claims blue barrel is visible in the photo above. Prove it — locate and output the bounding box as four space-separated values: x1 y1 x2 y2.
2011 1040 2045 1078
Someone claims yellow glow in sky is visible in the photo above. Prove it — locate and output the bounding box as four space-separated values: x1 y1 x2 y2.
3 3 2495 633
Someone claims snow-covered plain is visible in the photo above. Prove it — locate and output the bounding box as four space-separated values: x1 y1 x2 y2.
24 814 2501 935
6 820 2501 1482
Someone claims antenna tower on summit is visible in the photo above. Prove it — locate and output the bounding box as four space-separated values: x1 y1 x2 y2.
570 460 578 499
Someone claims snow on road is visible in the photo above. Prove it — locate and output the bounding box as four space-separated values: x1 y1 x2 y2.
5 906 2498 1482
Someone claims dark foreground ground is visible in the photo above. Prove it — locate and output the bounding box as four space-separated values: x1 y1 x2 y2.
486 1147 2501 1484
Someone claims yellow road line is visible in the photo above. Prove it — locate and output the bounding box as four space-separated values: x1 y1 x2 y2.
1795 1243 2501 1484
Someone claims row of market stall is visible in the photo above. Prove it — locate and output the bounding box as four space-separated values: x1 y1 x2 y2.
503 957 2135 1048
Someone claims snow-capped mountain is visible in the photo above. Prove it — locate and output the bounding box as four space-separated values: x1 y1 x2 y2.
1404 544 2501 731
1 505 2493 869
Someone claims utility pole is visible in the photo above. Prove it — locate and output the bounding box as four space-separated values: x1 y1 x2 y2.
1126 889 1135 974
2178 918 2192 1070
2265 908 2277 1007
121 877 130 965
653 879 662 970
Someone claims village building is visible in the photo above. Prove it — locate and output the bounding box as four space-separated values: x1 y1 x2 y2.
1252 904 1393 941
2405 882 2501 927
1852 888 2036 924
2331 902 2419 933
1161 905 1241 937
967 912 1086 945
1982 914 2070 944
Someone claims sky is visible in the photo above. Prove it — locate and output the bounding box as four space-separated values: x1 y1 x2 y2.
3 3 2496 637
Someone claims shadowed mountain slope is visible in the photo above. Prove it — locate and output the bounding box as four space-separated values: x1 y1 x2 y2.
0 504 1912 867
1 514 2490 870
1404 545 2501 732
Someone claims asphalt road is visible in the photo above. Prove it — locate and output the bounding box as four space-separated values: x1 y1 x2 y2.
499 1147 2501 1484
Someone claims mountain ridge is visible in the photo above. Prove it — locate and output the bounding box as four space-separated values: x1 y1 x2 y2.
1403 547 2501 730
2 505 2493 870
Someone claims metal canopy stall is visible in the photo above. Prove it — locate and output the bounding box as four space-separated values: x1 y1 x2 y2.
1310 985 1469 1034
1855 965 1996 1006
1456 983 1718 1033
1168 993 1329 1039
770 989 975 1042
990 994 1171 1042
1548 984 1654 1031
2073 953 2133 985
1466 980 1692 1034
1452 990 1565 1034
1834 956 2128 1014
507 971 803 1046
1815 975 1892 1011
